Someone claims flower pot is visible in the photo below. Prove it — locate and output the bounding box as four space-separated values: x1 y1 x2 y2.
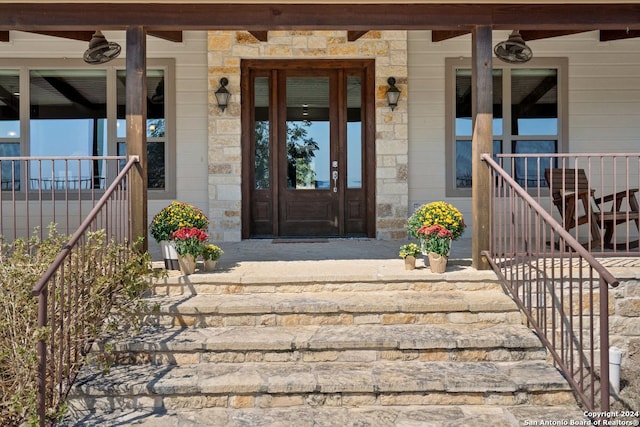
160 240 180 270
203 259 217 272
427 252 448 274
404 255 416 270
178 254 197 275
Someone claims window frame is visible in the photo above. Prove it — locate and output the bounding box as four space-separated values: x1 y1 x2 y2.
0 58 176 199
445 57 568 197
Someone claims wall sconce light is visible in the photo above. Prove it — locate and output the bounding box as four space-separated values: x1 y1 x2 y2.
215 77 231 112
385 77 401 111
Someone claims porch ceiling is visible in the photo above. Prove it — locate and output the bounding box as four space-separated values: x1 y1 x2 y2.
1 3 640 31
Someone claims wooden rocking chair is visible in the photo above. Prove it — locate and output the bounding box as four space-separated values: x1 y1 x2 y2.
544 168 640 249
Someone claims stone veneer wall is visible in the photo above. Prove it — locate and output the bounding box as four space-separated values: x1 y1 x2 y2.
206 30 408 242
610 280 640 384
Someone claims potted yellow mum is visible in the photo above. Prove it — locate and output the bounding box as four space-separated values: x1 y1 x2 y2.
150 201 209 270
399 243 421 270
202 243 224 272
407 201 466 241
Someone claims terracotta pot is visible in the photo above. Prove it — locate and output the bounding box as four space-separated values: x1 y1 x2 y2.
427 252 448 274
404 255 416 270
178 253 197 275
160 240 180 270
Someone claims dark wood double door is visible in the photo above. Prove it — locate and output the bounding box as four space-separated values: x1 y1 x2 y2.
242 59 375 238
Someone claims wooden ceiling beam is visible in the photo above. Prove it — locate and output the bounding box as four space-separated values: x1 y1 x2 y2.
519 30 592 41
2 4 640 31
248 31 268 42
347 31 368 42
25 31 94 41
432 30 470 42
0 30 183 43
148 31 183 42
600 30 640 41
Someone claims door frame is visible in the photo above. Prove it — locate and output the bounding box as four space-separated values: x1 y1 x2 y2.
241 58 376 239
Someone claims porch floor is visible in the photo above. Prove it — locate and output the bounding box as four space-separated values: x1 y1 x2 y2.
150 237 640 283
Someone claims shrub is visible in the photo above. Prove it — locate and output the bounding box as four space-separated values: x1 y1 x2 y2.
0 225 158 426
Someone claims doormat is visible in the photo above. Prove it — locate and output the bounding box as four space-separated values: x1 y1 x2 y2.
272 239 329 244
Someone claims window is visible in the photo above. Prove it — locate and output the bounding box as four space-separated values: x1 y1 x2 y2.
0 59 175 198
446 58 567 195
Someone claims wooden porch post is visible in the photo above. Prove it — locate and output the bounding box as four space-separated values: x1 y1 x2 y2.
471 26 492 270
126 26 148 252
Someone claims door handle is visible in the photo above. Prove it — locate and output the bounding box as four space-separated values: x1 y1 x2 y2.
332 170 338 192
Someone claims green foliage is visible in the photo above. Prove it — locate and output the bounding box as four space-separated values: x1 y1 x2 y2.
172 227 208 257
407 201 466 240
202 243 224 261
399 243 421 259
0 225 158 427
418 224 454 256
149 201 209 243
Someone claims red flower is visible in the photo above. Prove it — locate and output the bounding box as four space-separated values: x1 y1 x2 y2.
417 224 452 239
172 227 207 242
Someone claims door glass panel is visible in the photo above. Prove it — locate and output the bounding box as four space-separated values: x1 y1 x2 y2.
347 76 362 189
511 69 557 136
254 76 270 189
286 76 330 190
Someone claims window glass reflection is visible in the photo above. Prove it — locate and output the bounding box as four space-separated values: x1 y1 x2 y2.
513 140 557 187
286 77 329 190
455 140 502 188
29 69 107 188
116 69 166 189
0 70 20 138
511 69 558 136
347 76 362 189
0 143 20 190
254 77 270 189
455 69 503 136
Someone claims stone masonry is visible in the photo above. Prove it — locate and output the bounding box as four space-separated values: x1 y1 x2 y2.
206 30 408 241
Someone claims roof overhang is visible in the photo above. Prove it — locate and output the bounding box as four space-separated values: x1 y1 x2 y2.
2 3 640 31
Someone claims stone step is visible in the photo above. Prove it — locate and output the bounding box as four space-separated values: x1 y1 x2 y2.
151 272 502 297
143 290 524 328
98 323 547 365
65 404 591 427
70 360 575 412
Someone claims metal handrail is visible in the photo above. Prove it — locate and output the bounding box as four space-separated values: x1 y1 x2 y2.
31 155 139 426
482 153 618 413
